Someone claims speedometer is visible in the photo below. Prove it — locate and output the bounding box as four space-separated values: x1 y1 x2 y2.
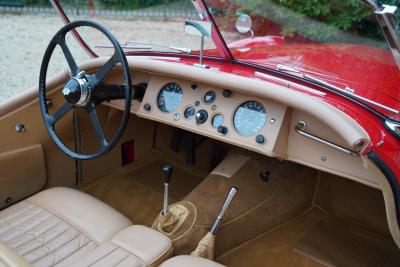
233 101 266 136
157 83 183 113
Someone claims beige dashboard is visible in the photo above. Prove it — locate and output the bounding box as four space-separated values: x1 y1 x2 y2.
138 75 287 158
85 57 376 188
106 79 374 188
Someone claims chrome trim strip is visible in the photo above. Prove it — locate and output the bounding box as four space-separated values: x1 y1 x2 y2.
295 121 359 157
302 73 399 115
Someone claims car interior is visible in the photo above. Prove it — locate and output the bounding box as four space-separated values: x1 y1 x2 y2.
0 18 400 267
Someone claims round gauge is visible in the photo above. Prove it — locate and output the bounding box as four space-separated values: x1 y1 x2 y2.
233 101 266 136
204 91 216 104
157 83 183 113
184 106 196 119
212 114 224 128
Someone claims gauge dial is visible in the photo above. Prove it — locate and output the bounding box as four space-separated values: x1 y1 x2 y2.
184 106 195 119
204 91 216 104
157 83 183 113
212 114 224 128
234 101 266 136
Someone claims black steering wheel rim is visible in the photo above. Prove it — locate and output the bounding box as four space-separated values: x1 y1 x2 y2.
39 20 132 160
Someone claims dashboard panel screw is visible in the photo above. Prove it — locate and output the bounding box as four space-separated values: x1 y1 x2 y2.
270 118 276 124
195 100 200 107
211 105 217 111
191 84 198 90
173 113 180 121
321 156 327 161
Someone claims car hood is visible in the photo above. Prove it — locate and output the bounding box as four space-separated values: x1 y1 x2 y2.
228 43 400 120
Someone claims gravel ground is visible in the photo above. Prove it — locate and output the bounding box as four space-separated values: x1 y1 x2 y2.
0 13 210 104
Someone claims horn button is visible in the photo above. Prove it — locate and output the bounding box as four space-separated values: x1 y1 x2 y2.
62 72 91 106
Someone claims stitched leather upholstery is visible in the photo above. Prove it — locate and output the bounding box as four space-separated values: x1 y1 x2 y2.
0 187 132 266
67 226 173 267
0 188 174 267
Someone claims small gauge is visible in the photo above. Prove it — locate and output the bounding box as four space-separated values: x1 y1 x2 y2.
212 114 224 128
204 91 216 104
157 83 183 113
184 106 195 119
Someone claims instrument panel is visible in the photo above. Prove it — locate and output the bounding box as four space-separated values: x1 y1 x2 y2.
138 75 287 157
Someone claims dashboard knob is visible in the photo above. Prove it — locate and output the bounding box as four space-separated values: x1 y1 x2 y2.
255 134 265 144
223 89 232 97
143 103 151 111
195 109 208 124
217 126 228 135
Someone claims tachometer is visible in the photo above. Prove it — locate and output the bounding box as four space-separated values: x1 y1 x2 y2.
157 83 183 112
233 101 266 136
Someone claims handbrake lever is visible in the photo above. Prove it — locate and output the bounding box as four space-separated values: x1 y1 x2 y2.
210 186 238 235
191 186 239 260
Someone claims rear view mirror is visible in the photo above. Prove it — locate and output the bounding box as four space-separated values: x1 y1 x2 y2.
236 14 254 37
184 20 212 68
185 20 212 37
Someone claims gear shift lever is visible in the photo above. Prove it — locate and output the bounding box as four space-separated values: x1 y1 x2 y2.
162 165 172 216
191 186 239 259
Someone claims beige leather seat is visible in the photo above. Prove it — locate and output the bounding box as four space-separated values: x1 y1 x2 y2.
160 255 225 267
0 187 172 267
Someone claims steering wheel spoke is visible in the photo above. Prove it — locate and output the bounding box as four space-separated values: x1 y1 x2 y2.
92 54 118 88
58 37 81 77
88 108 108 149
47 102 73 125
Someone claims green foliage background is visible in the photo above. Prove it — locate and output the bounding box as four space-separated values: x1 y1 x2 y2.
236 0 399 45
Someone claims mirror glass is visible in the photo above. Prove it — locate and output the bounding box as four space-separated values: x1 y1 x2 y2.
235 14 252 34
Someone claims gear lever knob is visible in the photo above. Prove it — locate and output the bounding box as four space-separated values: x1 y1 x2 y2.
163 165 173 184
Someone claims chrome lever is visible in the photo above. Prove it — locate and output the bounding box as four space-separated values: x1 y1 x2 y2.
210 186 238 235
162 165 173 216
295 121 359 157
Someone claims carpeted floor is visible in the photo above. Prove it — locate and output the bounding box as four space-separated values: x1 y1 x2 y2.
217 207 400 267
79 150 207 226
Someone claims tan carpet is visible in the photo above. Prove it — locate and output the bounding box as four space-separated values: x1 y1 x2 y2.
79 150 207 226
293 218 400 267
217 208 325 267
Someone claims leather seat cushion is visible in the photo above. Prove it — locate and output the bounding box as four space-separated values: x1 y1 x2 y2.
160 255 226 267
0 187 132 266
67 225 173 267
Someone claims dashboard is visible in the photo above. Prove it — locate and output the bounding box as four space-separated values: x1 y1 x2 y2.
137 75 288 157
101 60 375 189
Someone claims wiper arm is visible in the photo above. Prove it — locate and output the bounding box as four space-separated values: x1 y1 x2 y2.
276 64 399 114
96 42 192 55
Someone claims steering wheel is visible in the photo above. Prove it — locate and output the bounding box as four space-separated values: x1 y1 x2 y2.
39 20 133 160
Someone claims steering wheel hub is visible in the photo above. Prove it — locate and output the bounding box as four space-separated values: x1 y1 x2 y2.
62 72 91 106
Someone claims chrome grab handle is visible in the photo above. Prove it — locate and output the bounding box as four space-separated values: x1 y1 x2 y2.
295 121 359 157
